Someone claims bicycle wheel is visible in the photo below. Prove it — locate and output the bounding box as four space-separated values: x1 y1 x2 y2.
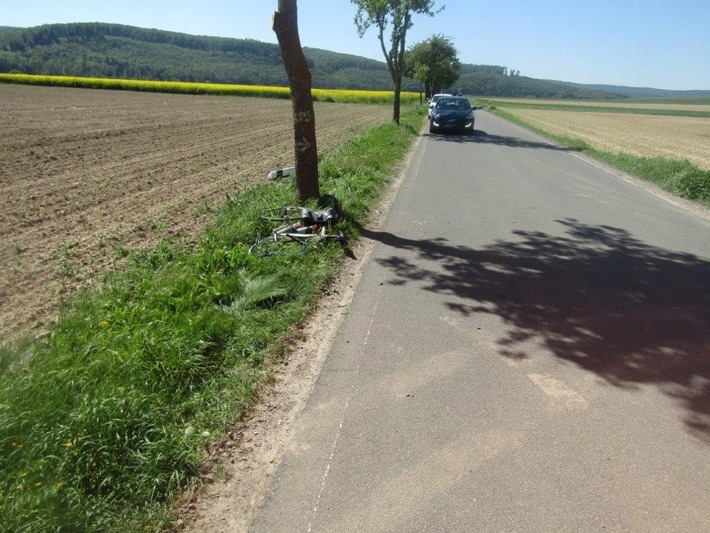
317 230 347 245
259 206 307 223
301 230 347 254
249 234 308 257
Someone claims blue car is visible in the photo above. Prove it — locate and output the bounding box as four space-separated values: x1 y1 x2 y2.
429 96 475 135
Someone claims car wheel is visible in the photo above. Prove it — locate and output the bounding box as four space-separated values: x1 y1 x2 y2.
429 123 438 134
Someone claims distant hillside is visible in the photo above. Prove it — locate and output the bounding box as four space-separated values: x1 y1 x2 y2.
554 81 710 99
1 22 622 99
459 65 624 99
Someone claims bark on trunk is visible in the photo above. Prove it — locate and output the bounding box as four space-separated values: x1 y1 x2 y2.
393 78 402 124
273 0 319 202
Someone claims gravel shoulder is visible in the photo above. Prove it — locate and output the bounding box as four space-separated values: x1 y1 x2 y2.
180 125 421 533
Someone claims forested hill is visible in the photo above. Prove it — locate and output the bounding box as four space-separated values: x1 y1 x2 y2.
1 22 620 99
553 81 710 99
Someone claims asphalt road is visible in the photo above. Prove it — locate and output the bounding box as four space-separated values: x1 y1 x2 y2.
251 111 710 532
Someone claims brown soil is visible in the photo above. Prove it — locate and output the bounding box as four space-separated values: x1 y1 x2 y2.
0 84 390 340
505 107 710 170
1 83 417 530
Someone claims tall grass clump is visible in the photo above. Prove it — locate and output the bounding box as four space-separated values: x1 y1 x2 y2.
0 106 425 532
595 152 710 204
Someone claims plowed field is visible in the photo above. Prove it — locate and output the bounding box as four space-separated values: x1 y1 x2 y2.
0 84 391 339
503 107 710 169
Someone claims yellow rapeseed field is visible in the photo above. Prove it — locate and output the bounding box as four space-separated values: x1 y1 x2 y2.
504 108 710 170
0 73 419 105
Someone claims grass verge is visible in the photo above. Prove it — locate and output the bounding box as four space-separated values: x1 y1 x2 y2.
486 105 710 206
0 106 426 532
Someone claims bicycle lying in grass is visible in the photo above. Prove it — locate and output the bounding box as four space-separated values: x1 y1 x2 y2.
249 195 347 256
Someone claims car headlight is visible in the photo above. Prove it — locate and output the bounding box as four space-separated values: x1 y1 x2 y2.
466 112 474 120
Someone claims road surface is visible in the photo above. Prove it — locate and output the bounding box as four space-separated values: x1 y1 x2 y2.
250 111 710 532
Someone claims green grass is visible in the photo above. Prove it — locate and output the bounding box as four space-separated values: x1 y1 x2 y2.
0 106 427 532
488 106 710 206
593 152 710 204
621 97 710 106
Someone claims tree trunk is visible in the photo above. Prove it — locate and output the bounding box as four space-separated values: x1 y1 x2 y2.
393 77 402 124
273 0 319 202
377 25 402 125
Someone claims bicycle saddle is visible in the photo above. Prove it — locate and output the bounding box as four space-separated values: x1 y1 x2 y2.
299 206 339 225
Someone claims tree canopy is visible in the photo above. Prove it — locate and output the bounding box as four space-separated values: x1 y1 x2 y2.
405 34 460 98
351 0 444 123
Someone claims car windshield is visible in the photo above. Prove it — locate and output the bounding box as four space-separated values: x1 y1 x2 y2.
435 97 471 110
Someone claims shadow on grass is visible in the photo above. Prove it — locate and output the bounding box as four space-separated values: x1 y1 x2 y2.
363 218 710 442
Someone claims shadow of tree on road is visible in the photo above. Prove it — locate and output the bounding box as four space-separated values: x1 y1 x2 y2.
365 219 710 441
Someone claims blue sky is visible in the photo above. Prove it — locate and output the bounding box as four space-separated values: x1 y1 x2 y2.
1 0 708 90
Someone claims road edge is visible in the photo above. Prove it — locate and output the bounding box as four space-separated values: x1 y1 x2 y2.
181 123 427 532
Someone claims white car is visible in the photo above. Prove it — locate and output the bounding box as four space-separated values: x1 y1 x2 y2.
428 93 451 118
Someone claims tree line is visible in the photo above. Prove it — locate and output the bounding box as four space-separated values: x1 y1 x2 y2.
0 23 621 99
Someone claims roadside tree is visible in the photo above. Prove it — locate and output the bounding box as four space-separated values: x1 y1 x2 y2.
406 34 460 99
273 0 320 201
352 0 444 124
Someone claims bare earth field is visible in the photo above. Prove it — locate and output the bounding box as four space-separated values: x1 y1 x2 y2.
0 84 391 339
491 97 710 113
502 107 710 169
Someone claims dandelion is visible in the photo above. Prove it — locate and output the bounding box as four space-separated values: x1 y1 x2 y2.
65 440 73 448
100 320 109 328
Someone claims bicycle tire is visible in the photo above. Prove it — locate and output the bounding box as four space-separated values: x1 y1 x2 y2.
249 234 308 257
259 206 305 223
300 230 347 252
